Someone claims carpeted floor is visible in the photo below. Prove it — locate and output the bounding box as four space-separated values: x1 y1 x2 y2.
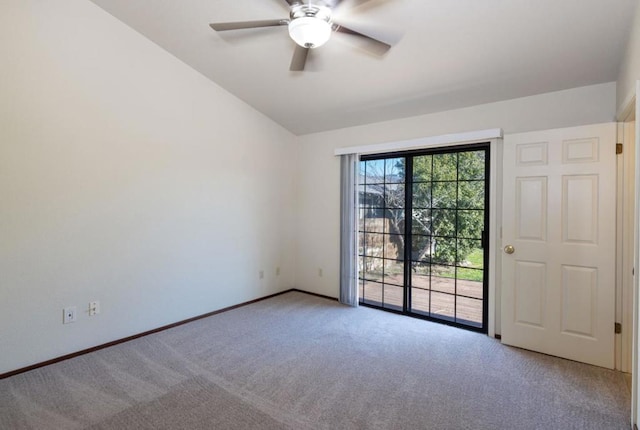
0 291 631 429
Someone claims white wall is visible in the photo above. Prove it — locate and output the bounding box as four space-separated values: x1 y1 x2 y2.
617 1 640 114
295 82 617 299
0 0 297 374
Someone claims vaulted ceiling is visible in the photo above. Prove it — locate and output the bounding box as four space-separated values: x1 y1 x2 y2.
89 0 638 135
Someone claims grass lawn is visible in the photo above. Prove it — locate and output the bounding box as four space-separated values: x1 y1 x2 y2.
440 248 484 282
361 248 484 283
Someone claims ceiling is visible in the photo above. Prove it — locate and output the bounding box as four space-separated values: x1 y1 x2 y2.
89 0 637 135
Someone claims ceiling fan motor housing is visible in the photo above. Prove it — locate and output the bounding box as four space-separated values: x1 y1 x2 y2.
288 4 333 48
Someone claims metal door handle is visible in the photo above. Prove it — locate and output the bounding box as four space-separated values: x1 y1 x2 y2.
504 245 515 254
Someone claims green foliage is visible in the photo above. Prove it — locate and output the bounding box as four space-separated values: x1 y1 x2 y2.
412 151 485 264
437 249 484 282
362 150 486 266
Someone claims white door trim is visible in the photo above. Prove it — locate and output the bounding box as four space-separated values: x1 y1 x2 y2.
616 113 636 374
334 129 503 156
489 138 503 338
625 81 639 430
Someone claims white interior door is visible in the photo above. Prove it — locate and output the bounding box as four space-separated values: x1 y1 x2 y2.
501 123 617 369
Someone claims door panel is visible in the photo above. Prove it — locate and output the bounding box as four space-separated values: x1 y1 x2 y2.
516 177 547 241
514 261 545 327
561 265 597 337
501 123 616 369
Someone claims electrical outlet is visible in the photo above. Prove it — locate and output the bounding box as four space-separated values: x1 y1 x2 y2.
318 268 323 277
63 307 77 324
276 267 280 276
89 301 100 316
259 270 264 279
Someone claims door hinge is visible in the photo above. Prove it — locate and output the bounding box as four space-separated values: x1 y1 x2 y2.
616 143 623 154
615 322 622 334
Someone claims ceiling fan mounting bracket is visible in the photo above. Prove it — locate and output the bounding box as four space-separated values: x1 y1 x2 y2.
289 4 332 23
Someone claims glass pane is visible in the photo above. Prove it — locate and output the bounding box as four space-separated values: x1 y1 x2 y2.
358 208 365 232
358 232 365 255
456 296 483 326
364 159 385 184
433 240 456 265
411 287 430 315
431 291 455 320
363 280 383 304
411 234 432 261
413 155 432 182
456 239 483 269
365 216 385 233
412 183 431 208
385 234 404 260
363 184 384 208
457 277 483 300
458 180 485 209
383 259 404 286
432 181 457 209
362 257 383 281
363 233 385 257
412 261 431 277
458 151 485 180
432 153 457 181
412 274 430 292
383 285 403 310
457 210 483 239
430 265 455 295
358 256 365 280
385 210 405 235
412 209 431 235
457 267 484 286
385 158 405 183
431 210 456 237
385 183 405 208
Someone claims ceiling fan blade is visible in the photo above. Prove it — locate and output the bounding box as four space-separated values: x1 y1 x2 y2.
290 45 309 71
209 19 288 32
332 23 392 54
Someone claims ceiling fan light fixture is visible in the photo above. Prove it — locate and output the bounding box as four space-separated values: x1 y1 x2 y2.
288 17 332 48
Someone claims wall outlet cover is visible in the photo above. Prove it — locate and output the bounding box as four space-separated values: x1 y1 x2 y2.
89 301 100 316
63 306 77 324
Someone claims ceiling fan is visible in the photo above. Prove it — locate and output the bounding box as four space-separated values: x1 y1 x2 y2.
209 0 393 71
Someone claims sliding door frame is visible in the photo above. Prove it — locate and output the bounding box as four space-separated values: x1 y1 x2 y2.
360 143 491 332
338 131 502 337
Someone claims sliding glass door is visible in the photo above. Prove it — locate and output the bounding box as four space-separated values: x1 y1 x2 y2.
358 145 489 332
358 157 406 311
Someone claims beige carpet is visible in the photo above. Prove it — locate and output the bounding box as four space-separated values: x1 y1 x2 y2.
0 291 631 429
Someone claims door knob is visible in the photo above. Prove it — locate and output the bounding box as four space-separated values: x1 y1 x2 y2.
504 245 515 254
